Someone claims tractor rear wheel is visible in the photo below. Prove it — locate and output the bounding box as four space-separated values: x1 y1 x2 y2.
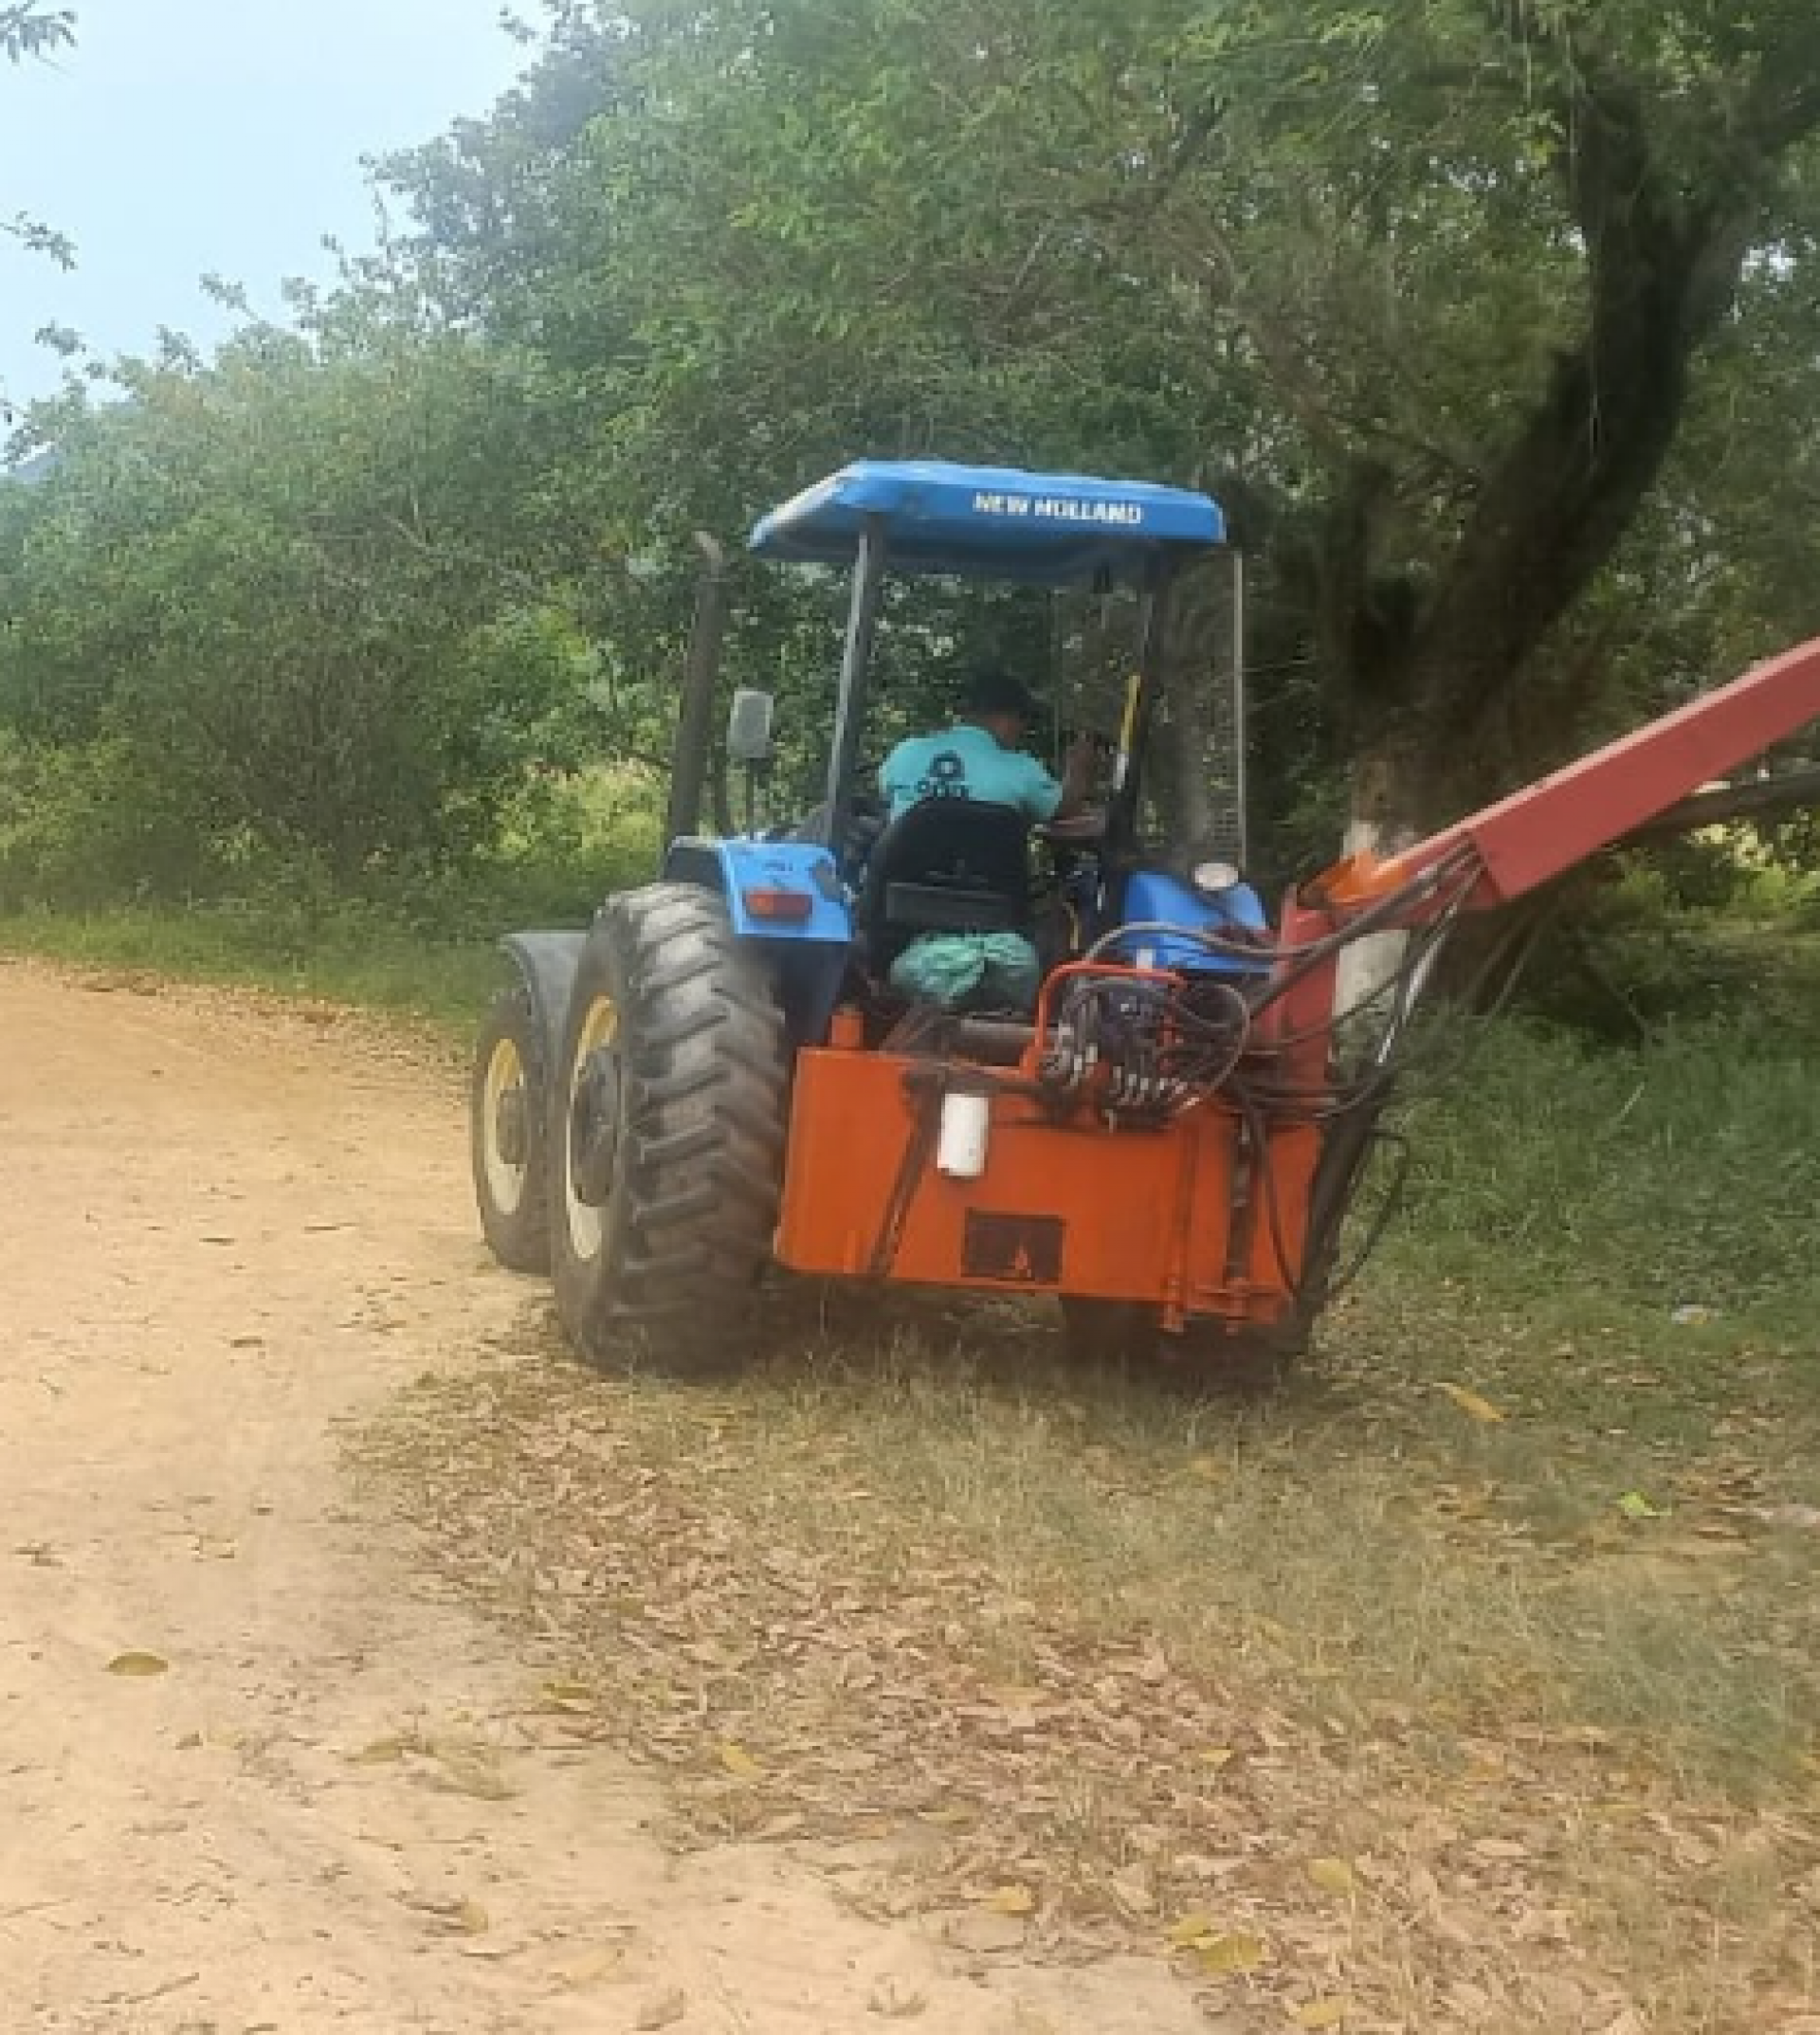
549 883 788 1379
471 984 552 1275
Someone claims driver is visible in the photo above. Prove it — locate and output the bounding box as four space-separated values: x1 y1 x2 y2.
880 671 1098 827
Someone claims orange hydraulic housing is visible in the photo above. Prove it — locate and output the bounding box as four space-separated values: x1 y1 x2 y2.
774 1008 1322 1330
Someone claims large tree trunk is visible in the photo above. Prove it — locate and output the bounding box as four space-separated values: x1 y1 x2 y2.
1314 46 1794 913
1333 733 1431 1017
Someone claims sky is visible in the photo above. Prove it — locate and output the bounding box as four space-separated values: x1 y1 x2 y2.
0 0 528 409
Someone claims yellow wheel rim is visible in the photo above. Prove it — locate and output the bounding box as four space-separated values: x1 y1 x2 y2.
564 995 620 1263
480 1034 528 1218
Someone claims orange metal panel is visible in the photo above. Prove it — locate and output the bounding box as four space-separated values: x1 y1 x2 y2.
775 1049 1307 1322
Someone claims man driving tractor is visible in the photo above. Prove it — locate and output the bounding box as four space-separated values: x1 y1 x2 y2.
870 671 1106 1013
881 670 1099 827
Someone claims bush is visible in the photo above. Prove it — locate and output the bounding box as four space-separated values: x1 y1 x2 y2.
0 732 223 909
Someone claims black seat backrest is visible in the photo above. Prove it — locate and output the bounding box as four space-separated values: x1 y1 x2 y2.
859 799 1032 969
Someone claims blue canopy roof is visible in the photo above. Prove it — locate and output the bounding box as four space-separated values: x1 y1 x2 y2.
749 460 1226 584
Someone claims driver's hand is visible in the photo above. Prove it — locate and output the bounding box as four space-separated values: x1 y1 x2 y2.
1064 732 1101 776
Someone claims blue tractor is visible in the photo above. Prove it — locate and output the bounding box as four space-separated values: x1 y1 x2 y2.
470 460 1363 1378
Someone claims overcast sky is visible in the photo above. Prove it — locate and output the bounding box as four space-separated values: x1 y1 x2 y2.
1 0 526 408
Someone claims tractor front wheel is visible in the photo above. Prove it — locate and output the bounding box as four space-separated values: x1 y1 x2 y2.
549 883 788 1379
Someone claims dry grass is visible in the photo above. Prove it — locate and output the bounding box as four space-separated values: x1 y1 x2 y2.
355 1263 1820 2035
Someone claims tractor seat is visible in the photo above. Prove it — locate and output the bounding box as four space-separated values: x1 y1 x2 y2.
858 798 1033 972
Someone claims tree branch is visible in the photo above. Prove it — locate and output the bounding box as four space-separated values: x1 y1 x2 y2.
0 4 72 64
1632 763 1820 840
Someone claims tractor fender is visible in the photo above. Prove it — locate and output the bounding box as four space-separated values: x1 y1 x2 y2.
499 930 588 1071
661 840 852 1047
662 835 852 944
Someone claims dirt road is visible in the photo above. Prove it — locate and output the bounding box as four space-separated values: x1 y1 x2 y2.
0 961 1196 2035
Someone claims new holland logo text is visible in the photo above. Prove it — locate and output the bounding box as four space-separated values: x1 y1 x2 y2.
971 491 1145 528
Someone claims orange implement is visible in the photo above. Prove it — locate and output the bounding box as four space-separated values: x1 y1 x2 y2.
774 1045 1315 1326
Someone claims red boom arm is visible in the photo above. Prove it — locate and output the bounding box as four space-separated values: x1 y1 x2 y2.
1310 634 1820 915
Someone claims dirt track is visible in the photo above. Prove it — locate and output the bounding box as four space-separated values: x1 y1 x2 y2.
0 960 1196 2035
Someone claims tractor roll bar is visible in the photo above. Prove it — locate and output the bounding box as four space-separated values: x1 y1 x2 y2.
664 534 732 849
819 513 889 863
1103 556 1176 865
1230 551 1250 869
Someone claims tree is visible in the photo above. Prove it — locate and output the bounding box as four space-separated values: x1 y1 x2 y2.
382 0 1820 846
0 327 602 891
0 3 72 64
3 0 77 423
9 0 1820 923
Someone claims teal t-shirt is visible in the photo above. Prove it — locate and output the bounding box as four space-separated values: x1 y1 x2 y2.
879 722 1064 823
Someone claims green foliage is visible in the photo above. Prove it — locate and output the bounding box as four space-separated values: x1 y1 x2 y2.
0 729 215 906
6 0 1820 934
1394 996 1820 1331
0 899 505 1031
373 0 1820 843
0 772 662 1027
0 4 72 64
1 332 613 893
2 0 77 328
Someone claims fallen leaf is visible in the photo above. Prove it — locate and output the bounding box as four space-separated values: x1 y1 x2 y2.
106 1652 170 1678
1292 2000 1351 2029
553 1945 629 1988
983 1682 1047 1712
634 1987 688 2029
983 1883 1036 1915
349 1736 409 1766
752 1811 808 1842
1306 1857 1358 1898
944 1911 1028 1954
405 1893 490 1935
1193 1932 1268 1977
867 1977 928 2018
718 1742 765 1782
1167 1911 1218 1948
1616 1491 1666 1520
1438 1383 1506 1425
429 1749 517 1800
919 1806 976 1829
1109 1868 1156 1915
1470 1838 1529 1862
540 1678 597 1712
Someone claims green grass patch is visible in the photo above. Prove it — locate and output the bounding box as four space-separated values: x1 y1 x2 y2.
1390 1013 1820 1337
0 899 508 1034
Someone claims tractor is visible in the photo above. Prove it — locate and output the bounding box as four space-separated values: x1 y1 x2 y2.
471 459 1820 1378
